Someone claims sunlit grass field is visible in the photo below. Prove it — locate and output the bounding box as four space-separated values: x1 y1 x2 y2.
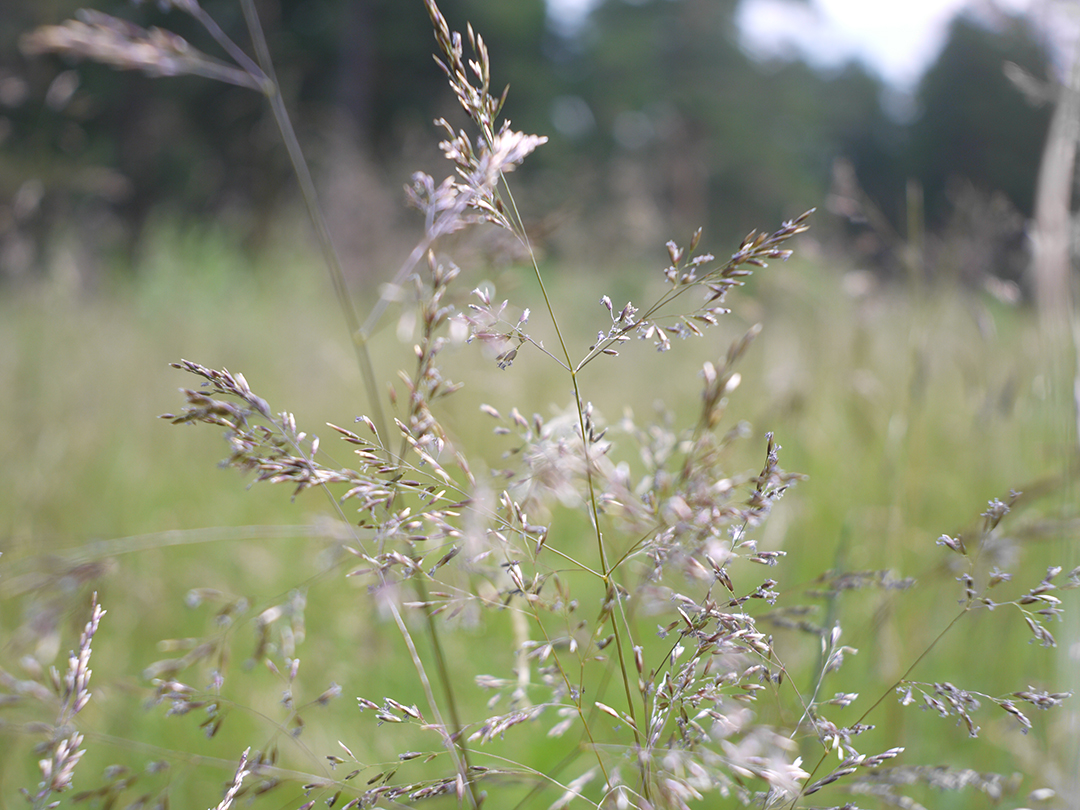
2 220 1078 808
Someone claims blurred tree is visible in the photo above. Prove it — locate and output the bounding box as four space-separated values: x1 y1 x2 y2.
910 10 1053 225
3 0 550 277
545 0 897 248
5 0 1055 282
354 0 551 154
820 64 908 228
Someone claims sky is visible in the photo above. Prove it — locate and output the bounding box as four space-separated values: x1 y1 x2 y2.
736 0 1043 89
547 0 1067 91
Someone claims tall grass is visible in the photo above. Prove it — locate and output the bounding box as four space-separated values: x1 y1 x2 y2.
5 2 1079 809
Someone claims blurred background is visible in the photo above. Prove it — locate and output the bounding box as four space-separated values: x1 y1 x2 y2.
3 1 1080 808
0 0 1072 287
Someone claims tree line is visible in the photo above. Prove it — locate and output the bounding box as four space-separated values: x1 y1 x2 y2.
0 0 1055 283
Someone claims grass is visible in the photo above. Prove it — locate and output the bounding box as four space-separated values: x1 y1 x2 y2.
2 228 1076 808
5 2 1080 808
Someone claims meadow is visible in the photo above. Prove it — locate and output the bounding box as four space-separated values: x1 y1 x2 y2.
3 1 1079 807
2 214 1076 809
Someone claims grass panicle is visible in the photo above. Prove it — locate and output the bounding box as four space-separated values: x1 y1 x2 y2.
7 1 1076 809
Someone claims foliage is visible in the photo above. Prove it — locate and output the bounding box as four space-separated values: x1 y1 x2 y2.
3 0 1059 280
3 2 1078 809
910 12 1053 224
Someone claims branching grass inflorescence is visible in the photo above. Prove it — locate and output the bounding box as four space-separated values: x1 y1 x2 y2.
11 2 1077 809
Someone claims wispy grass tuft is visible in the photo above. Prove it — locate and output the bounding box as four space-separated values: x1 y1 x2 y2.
7 2 1078 809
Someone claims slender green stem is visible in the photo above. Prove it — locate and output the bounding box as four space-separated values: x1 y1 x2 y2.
790 605 969 808
854 607 967 731
232 5 479 804
387 582 482 809
188 2 269 86
499 181 647 799
412 575 478 773
237 0 388 444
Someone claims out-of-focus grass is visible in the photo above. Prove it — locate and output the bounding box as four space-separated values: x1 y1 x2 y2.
1 221 1077 808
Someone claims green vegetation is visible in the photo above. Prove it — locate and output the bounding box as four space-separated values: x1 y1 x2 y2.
3 2 1078 809
3 228 1076 808
3 0 1055 276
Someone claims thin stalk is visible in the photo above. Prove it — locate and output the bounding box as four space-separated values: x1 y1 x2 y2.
499 181 647 795
522 600 613 788
237 0 388 444
790 605 969 809
464 179 623 788
233 5 477 803
410 574 481 806
251 407 481 806
387 585 482 809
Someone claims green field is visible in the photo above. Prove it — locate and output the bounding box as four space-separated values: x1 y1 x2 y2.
2 220 1078 809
